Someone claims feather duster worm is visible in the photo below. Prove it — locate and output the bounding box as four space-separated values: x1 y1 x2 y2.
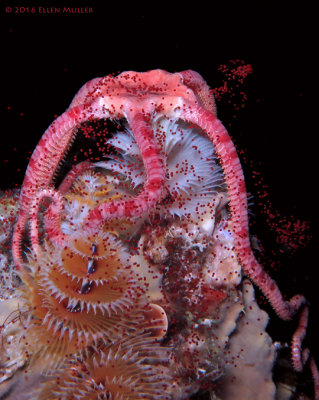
98 118 225 219
31 334 177 400
17 230 149 371
14 169 168 371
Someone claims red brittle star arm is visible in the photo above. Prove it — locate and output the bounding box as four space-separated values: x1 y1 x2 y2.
180 103 300 320
12 105 89 270
84 110 165 230
179 70 292 319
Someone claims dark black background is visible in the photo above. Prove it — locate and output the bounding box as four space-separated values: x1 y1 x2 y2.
1 1 317 372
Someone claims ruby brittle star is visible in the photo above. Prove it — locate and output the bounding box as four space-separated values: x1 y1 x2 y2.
11 69 319 398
